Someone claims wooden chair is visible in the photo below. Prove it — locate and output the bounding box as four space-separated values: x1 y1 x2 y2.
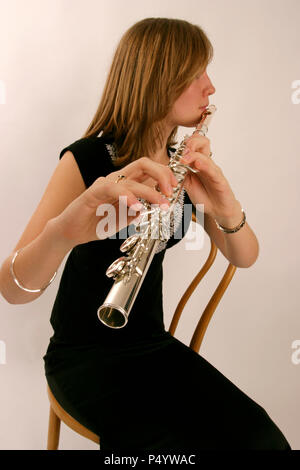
47 211 237 450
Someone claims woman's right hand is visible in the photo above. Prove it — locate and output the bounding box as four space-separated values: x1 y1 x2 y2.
51 157 178 248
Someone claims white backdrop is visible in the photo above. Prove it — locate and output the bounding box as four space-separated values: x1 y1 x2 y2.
0 0 299 450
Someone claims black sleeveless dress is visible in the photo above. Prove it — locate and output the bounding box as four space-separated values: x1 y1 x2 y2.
43 135 291 451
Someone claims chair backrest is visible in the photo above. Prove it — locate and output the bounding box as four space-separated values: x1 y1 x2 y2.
168 211 237 353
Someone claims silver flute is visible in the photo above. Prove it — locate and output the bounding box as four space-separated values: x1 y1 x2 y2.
97 105 216 328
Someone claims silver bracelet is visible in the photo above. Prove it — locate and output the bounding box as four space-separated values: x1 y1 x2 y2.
10 248 57 293
214 208 246 233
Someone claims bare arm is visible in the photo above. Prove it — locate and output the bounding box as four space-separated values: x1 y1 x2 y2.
0 151 86 304
203 206 259 268
0 152 177 305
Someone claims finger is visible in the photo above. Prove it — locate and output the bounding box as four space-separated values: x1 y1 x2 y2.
115 179 172 206
122 157 178 197
86 178 141 209
183 135 211 156
180 151 216 179
93 180 171 209
181 150 212 166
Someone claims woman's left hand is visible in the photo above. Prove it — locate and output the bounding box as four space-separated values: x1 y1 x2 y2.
180 134 240 219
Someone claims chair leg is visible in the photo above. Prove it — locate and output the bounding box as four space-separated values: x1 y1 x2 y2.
47 406 61 450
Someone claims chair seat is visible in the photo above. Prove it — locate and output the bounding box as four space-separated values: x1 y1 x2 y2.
47 385 100 448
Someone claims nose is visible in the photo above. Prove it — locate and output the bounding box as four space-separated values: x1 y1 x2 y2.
204 72 216 96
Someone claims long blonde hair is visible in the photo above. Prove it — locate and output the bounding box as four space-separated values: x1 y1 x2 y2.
82 17 213 166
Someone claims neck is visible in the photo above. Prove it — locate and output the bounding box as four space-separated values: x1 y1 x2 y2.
149 147 170 163
148 120 175 164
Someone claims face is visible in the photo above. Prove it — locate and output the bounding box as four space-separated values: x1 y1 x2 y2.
167 69 216 128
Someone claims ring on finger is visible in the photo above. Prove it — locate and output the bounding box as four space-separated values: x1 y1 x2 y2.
115 174 127 184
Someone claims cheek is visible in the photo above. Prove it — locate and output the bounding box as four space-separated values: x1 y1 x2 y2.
175 90 195 113
182 85 200 106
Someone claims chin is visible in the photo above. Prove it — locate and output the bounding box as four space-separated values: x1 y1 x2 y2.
176 112 204 128
187 112 205 128
184 119 201 128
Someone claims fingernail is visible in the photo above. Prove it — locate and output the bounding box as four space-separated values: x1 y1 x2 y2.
182 154 192 161
166 184 173 196
160 203 170 212
130 202 144 212
160 196 170 205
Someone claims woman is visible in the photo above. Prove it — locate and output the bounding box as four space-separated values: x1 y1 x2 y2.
0 18 291 450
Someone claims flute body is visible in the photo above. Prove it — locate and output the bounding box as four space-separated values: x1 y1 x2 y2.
97 105 216 329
